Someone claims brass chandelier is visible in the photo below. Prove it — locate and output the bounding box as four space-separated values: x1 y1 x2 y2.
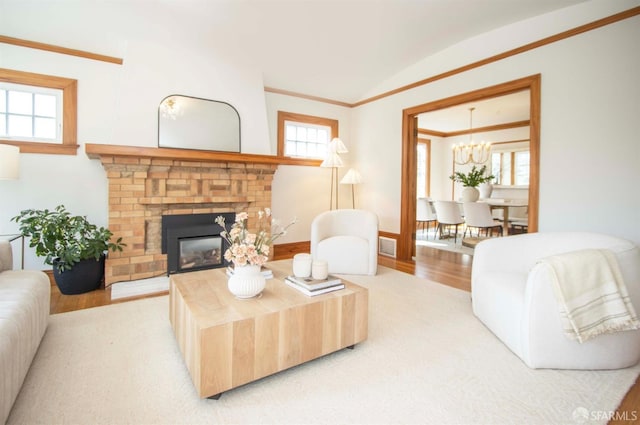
452 107 491 165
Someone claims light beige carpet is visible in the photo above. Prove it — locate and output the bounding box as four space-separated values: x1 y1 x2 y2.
416 238 475 256
8 264 640 425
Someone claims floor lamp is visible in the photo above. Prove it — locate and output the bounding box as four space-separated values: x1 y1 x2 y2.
0 144 20 180
0 144 22 268
320 152 343 210
340 168 362 209
320 138 348 210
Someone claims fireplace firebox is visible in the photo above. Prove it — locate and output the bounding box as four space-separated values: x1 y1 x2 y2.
162 212 234 275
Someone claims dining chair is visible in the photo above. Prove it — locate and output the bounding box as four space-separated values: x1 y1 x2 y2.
416 198 437 240
433 201 465 243
462 202 503 238
508 206 529 234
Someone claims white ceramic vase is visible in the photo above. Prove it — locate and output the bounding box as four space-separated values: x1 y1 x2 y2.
461 187 480 202
478 182 493 199
227 264 266 299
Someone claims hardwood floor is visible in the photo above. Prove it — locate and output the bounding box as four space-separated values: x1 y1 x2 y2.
47 247 638 424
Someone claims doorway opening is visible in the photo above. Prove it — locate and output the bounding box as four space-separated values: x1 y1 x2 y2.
398 74 541 262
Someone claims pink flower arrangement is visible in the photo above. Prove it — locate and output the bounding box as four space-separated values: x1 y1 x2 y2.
215 209 296 267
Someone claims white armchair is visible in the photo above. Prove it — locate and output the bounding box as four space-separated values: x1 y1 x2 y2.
472 232 640 370
310 209 378 275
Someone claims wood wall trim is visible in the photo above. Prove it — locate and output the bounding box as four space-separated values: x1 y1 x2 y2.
272 241 311 260
443 120 530 137
0 35 123 65
1 141 80 155
84 143 321 166
265 6 640 108
265 87 351 108
418 119 529 138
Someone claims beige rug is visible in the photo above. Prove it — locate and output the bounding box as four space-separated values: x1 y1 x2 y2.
416 237 475 256
8 263 639 425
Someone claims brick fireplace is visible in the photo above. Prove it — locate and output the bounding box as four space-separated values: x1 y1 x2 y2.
87 144 281 286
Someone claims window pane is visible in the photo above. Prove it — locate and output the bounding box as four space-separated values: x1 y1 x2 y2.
316 144 327 158
285 141 296 155
35 94 56 117
502 154 512 185
0 90 5 113
491 153 501 184
307 128 317 143
515 151 530 185
9 115 33 137
286 124 297 141
307 143 317 157
296 142 307 156
317 129 328 143
0 113 6 136
34 117 57 139
416 144 426 198
8 91 32 114
296 126 307 142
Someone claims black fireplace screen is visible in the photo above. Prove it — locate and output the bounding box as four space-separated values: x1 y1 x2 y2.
162 212 234 275
178 235 223 272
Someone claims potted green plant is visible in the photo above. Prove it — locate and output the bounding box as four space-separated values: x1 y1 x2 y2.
11 205 125 295
449 165 495 202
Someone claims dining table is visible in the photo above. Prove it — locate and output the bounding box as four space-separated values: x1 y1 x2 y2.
479 198 529 235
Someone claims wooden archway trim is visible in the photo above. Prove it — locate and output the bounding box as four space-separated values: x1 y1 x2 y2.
398 74 541 262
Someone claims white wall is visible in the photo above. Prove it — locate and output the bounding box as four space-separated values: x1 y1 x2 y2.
0 1 271 269
265 92 352 243
1 0 639 272
349 0 640 246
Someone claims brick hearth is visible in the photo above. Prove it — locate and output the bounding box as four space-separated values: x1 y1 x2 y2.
95 153 277 286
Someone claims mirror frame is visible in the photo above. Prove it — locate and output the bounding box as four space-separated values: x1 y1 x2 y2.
158 94 241 153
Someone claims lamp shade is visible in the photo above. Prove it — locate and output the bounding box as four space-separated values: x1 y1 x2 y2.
329 137 348 154
320 152 344 168
340 168 362 185
0 144 19 180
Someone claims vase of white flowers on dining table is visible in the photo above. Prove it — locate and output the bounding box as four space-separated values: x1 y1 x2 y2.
215 208 296 298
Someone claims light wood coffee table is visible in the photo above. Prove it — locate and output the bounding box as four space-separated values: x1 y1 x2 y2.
169 259 369 399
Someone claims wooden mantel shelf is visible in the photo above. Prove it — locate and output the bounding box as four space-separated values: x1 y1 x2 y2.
84 143 321 166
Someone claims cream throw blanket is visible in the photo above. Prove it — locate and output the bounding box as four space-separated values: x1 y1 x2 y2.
539 248 640 343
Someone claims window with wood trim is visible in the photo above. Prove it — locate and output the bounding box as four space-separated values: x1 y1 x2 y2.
0 68 78 155
277 111 338 163
417 138 431 198
491 150 530 185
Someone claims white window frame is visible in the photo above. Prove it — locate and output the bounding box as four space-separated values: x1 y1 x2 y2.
0 81 63 143
0 68 78 155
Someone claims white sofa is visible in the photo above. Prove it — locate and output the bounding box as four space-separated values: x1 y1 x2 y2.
310 209 378 275
472 232 640 370
0 240 50 424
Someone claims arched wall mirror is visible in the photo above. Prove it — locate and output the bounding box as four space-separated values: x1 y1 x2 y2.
158 95 241 152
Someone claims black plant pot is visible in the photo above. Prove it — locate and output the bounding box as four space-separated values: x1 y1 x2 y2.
52 255 105 295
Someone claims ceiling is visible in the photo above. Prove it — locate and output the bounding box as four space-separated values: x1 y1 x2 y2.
417 90 531 133
160 0 587 103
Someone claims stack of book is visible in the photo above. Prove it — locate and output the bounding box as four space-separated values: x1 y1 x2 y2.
226 265 274 279
284 274 344 296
